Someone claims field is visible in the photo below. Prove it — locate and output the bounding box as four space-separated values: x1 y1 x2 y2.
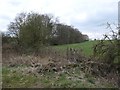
2 41 118 88
52 41 99 56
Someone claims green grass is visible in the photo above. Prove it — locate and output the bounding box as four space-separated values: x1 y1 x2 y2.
2 40 117 88
2 65 117 88
52 41 99 56
2 67 38 88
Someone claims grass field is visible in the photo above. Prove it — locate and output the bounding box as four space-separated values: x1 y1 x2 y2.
52 40 99 56
2 40 118 88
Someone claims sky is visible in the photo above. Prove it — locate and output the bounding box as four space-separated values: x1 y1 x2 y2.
0 0 119 39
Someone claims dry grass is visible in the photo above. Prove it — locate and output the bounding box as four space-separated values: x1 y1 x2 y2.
2 47 119 88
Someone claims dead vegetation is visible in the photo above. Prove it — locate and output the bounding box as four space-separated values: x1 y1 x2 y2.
2 45 119 88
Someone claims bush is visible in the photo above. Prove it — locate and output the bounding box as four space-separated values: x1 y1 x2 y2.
93 30 120 65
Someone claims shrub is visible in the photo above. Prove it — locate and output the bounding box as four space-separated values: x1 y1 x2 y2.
93 33 120 65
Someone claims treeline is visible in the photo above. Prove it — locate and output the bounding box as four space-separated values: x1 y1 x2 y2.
50 24 88 45
2 12 89 49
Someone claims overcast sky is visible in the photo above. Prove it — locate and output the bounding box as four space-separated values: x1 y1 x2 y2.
0 0 119 39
